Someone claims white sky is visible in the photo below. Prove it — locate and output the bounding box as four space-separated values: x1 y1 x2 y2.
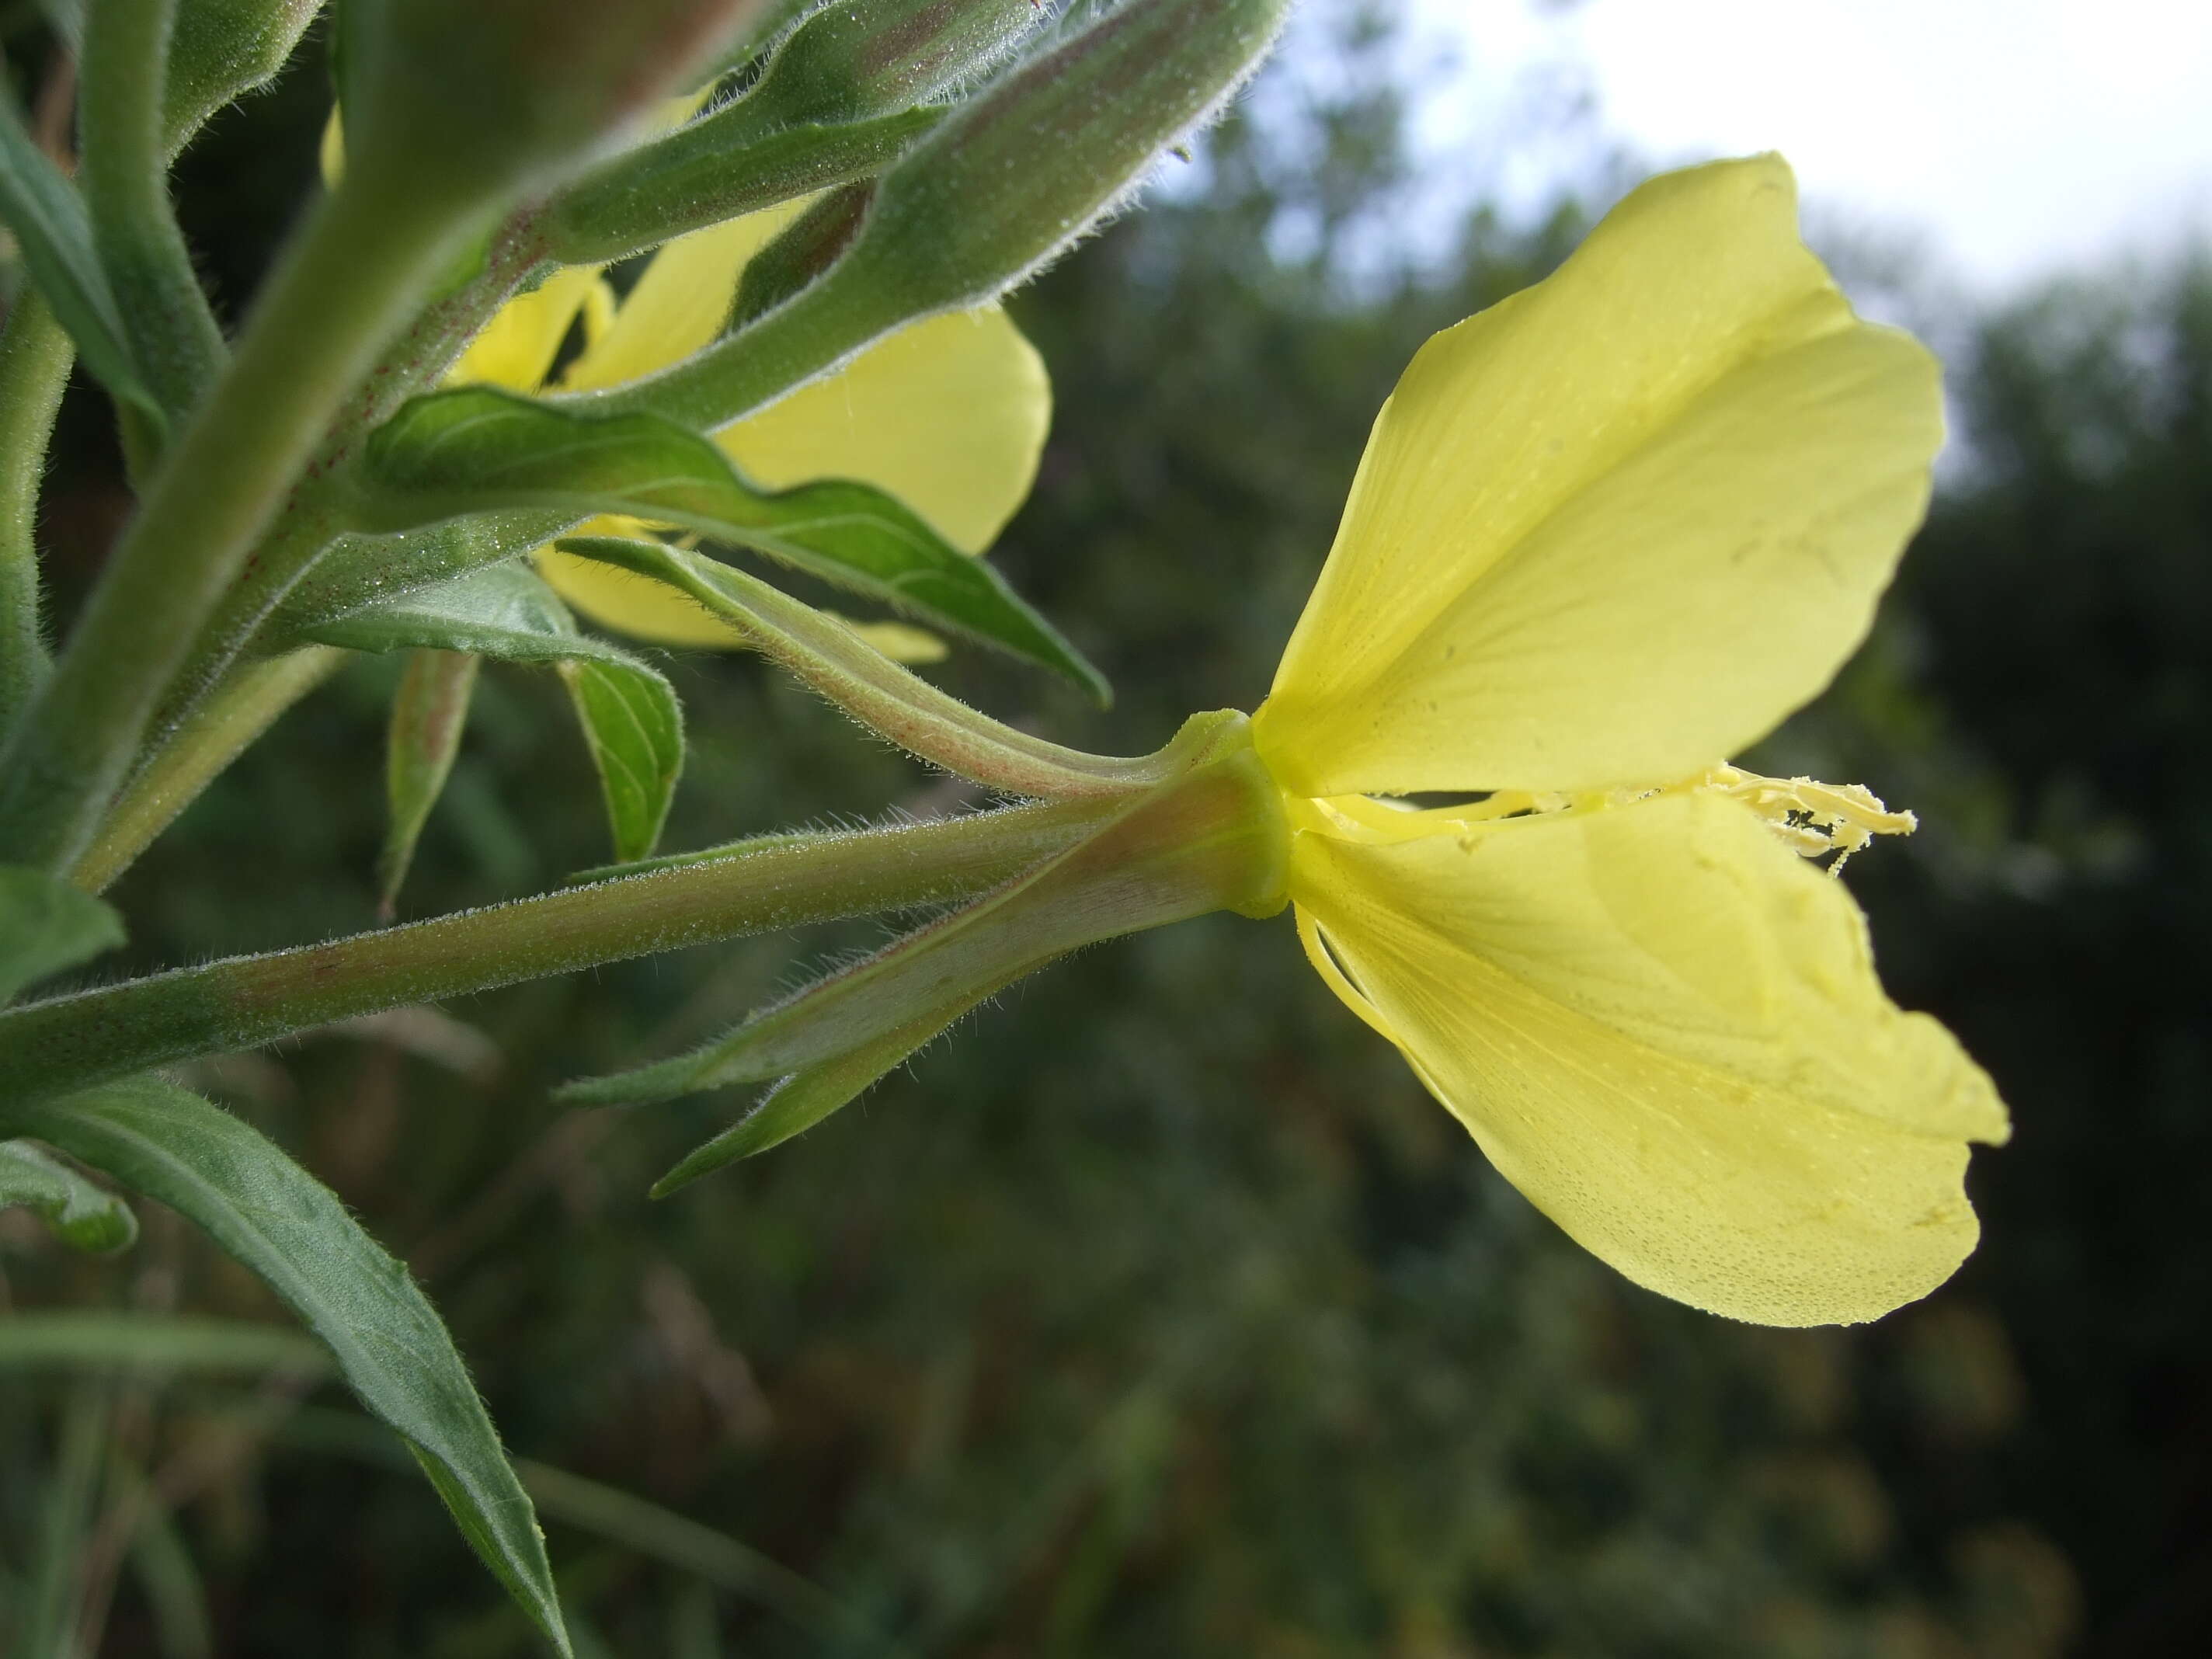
1397 0 2212 294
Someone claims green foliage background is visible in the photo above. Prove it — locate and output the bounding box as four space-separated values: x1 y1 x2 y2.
4 7 2204 1655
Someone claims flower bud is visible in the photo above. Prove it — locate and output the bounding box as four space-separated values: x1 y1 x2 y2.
737 0 1038 132
336 0 774 205
837 0 1289 313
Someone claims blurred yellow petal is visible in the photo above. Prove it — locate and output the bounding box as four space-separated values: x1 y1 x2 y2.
1256 155 1942 798
447 267 608 391
1292 789 2008 1326
717 307 1050 554
840 619 949 664
537 527 752 648
559 205 809 392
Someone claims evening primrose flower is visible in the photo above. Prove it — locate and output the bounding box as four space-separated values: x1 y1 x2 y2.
1246 155 2010 1327
451 204 1051 659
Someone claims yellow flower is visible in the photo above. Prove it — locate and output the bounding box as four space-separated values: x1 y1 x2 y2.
450 203 1052 660
1247 155 2010 1327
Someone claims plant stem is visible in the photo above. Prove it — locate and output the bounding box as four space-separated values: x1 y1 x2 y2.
77 0 225 434
0 290 73 734
71 645 350 895
0 798 1118 1104
0 158 499 875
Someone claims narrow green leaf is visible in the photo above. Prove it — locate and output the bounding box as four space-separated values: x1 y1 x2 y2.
0 862 125 1003
2 1077 572 1657
307 562 684 865
380 649 481 916
558 659 683 864
0 1139 137 1252
357 385 1108 702
0 88 162 429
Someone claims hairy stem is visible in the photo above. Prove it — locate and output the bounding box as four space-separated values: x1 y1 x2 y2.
0 798 1118 1104
0 157 499 873
73 645 350 895
78 0 225 434
0 291 73 732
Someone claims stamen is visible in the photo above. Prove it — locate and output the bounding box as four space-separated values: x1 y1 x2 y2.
1689 764 1918 872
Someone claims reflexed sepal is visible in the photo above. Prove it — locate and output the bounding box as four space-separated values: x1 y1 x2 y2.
559 710 1289 1176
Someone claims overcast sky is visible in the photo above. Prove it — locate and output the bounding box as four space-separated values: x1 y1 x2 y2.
1394 0 2212 295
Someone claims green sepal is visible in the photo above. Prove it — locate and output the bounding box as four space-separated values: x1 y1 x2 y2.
378 649 480 917
304 562 684 869
0 88 165 436
0 1139 137 1254
0 1076 572 1657
649 995 979 1194
357 384 1107 701
560 712 1289 1167
163 0 322 159
0 864 125 1003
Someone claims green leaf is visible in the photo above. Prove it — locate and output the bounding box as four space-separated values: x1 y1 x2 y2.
559 659 683 865
164 0 323 159
0 863 126 1003
380 649 482 916
2 1077 573 1657
357 385 1108 703
307 562 683 866
0 1139 137 1253
0 85 163 430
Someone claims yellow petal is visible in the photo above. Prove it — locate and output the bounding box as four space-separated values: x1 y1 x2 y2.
716 307 1050 555
558 204 809 393
1291 789 2008 1326
1255 155 1942 798
536 522 752 649
447 267 608 391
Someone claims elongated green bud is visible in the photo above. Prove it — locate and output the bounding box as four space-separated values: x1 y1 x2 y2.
576 0 1289 433
541 0 1034 263
336 0 773 206
842 0 1289 311
740 0 1037 131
